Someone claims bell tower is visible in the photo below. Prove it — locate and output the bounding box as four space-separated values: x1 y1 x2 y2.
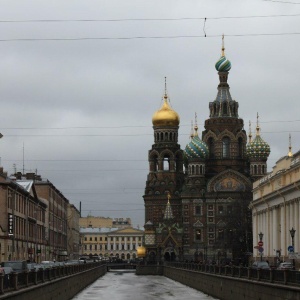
143 78 184 261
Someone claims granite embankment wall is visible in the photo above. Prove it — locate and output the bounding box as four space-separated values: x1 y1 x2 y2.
164 266 300 300
0 264 106 300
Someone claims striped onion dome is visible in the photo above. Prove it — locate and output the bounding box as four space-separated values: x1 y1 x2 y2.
184 125 209 160
215 55 231 72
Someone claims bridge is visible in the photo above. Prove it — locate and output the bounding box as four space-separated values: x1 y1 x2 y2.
1 261 300 300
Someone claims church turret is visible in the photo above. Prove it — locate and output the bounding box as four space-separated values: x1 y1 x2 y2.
203 36 248 177
246 113 270 178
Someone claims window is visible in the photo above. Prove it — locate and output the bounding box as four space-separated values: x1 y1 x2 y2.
227 206 232 214
89 237 92 241
222 137 230 158
163 154 170 171
238 137 244 158
218 229 224 240
94 245 97 250
95 237 97 241
208 137 215 158
195 230 201 241
218 206 223 214
195 205 201 215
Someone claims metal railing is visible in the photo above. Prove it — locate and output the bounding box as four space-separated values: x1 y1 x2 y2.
166 262 300 286
0 261 105 296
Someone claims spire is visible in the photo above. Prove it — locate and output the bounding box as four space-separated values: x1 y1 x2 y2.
256 112 260 136
190 120 194 139
249 121 252 143
222 33 225 57
164 76 168 101
288 133 293 157
163 193 174 220
194 112 199 137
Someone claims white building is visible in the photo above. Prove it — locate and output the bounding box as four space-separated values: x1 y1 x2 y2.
251 149 300 266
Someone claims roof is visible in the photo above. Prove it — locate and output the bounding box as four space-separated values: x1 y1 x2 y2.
80 227 119 234
16 180 34 193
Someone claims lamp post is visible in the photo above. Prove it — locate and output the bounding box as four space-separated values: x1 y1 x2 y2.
289 227 296 268
258 232 264 262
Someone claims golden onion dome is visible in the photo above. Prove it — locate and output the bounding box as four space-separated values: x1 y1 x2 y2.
152 94 180 127
136 245 146 258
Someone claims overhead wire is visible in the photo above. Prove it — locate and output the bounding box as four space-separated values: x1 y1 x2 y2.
0 13 300 22
1 32 300 42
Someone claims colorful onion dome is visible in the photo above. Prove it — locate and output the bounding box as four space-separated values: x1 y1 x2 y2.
215 55 231 72
184 125 209 160
152 94 180 127
215 35 231 72
246 117 270 159
246 135 270 159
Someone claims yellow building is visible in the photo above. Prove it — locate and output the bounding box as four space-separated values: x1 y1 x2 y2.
79 216 131 229
80 227 144 260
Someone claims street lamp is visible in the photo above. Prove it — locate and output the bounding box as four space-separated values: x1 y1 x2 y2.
258 232 264 261
289 227 296 268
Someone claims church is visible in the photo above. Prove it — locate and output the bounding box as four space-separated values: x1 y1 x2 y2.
143 39 271 263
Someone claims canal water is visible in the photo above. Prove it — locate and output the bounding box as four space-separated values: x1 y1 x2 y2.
73 269 219 300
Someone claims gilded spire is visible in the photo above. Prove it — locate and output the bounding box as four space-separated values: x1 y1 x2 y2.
222 33 225 57
249 121 252 143
164 76 168 101
288 133 293 157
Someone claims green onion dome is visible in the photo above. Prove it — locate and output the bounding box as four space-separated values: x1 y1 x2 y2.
215 55 231 72
246 135 270 159
184 134 209 160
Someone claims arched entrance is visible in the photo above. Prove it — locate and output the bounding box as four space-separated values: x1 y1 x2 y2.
164 247 176 261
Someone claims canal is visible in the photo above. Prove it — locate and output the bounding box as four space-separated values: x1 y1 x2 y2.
73 269 219 299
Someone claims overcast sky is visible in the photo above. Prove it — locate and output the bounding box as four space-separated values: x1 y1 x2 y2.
0 0 299 228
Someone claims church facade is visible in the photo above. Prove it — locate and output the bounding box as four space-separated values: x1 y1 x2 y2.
143 41 271 263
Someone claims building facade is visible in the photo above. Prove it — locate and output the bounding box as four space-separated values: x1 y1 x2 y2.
251 149 300 267
80 216 131 229
80 227 143 260
0 169 47 263
67 204 80 259
143 42 271 263
14 172 69 261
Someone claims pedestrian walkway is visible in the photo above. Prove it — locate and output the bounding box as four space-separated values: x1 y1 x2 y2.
73 269 218 300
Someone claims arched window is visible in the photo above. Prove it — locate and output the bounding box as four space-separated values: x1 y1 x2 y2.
254 165 257 174
223 102 227 115
196 165 199 175
163 154 170 171
153 156 158 172
238 137 244 158
262 165 265 174
222 137 230 158
208 137 215 158
195 229 202 241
